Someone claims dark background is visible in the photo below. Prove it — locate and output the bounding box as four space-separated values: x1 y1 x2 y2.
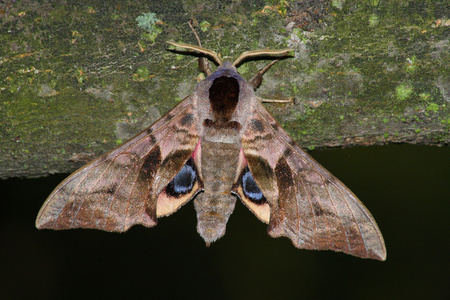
1 144 448 299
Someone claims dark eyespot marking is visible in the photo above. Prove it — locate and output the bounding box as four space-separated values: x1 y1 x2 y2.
203 119 214 127
180 113 194 126
228 121 241 130
106 184 117 195
313 202 324 216
209 76 240 120
144 128 157 144
166 158 197 197
270 122 280 131
250 119 264 132
166 113 174 121
241 166 266 204
149 134 157 144
283 147 292 158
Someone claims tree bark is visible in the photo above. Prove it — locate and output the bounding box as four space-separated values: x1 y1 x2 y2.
1 0 448 179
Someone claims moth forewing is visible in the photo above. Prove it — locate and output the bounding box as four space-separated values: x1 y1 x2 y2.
241 102 386 261
36 96 201 231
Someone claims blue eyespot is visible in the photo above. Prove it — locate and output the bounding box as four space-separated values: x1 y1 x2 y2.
166 158 197 196
242 166 266 204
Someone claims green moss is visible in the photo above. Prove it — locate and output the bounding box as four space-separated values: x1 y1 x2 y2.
396 84 413 100
73 68 87 84
426 103 439 112
441 117 450 125
419 92 432 101
200 21 211 32
331 0 345 9
368 14 379 26
133 66 155 81
237 64 250 76
405 56 418 74
137 66 150 77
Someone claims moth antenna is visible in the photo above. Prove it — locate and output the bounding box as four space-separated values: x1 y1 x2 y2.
166 41 223 66
188 20 203 47
188 20 212 77
232 49 293 67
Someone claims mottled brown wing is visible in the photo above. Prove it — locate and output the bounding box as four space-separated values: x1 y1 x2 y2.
240 102 386 260
36 96 200 232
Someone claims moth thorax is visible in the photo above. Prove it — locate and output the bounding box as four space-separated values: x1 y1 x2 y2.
209 76 239 122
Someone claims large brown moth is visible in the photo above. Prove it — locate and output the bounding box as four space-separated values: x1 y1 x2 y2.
36 26 386 261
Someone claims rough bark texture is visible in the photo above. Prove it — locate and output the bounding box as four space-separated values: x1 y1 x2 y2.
1 0 449 179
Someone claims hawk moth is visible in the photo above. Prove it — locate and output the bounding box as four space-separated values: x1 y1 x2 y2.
36 35 386 261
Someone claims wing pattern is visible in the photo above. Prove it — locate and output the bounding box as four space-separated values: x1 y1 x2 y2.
36 96 200 232
241 102 386 260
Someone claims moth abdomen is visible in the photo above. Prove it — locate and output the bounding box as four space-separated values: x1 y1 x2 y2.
194 138 240 244
194 193 237 245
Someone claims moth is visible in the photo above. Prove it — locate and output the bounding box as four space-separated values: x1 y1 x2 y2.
36 29 386 261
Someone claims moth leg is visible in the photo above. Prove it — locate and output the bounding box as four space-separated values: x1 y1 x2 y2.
248 59 280 90
188 20 212 77
249 59 294 104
